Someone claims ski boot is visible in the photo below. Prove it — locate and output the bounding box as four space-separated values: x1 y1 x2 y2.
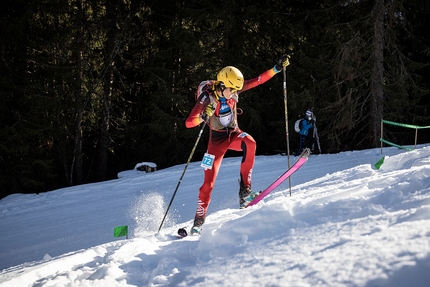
190 216 204 235
239 182 258 208
190 226 202 235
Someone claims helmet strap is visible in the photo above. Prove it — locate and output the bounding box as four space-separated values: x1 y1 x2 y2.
217 82 226 98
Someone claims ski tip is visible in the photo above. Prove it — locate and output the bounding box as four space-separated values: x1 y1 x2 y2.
302 148 311 157
178 228 188 237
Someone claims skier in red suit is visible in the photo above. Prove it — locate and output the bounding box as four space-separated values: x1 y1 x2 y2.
185 55 290 234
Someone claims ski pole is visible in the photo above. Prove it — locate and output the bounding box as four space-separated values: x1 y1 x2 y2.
309 108 321 154
282 65 292 196
313 122 322 154
158 121 207 232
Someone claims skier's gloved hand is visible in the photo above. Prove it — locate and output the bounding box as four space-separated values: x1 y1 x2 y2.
204 103 215 119
275 54 291 71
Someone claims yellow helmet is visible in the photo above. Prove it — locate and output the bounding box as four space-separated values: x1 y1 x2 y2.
217 66 244 91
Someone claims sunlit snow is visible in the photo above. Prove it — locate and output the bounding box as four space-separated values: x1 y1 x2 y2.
1 145 429 286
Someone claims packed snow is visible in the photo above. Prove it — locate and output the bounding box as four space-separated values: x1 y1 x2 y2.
1 144 430 287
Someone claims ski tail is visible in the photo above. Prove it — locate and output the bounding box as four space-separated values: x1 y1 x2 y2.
178 228 188 237
246 148 310 207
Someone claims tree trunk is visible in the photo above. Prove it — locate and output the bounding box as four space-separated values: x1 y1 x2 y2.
71 0 85 185
370 0 385 147
95 1 116 181
96 65 113 181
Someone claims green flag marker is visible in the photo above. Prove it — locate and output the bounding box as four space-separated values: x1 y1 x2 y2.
374 157 385 170
114 225 128 238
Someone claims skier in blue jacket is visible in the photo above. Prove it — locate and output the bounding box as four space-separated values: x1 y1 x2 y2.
296 109 316 155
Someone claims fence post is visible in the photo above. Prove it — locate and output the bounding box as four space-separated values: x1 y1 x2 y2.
380 120 383 154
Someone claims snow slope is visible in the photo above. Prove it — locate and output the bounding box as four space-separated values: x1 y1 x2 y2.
0 145 429 287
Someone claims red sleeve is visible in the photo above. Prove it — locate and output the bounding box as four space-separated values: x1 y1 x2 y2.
240 67 278 93
185 91 210 128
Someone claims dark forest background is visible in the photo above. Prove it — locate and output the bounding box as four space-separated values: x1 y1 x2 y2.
1 0 429 199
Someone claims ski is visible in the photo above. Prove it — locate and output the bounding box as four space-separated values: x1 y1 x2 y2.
245 148 310 208
178 227 188 237
177 148 310 237
177 226 202 238
157 228 191 239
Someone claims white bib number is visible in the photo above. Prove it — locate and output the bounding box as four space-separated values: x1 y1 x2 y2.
201 153 215 170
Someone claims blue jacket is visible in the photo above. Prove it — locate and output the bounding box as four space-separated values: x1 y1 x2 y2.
299 119 313 136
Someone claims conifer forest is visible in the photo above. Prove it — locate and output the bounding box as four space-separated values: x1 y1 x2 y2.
1 0 429 198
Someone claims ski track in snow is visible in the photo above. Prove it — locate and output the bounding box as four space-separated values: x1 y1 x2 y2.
0 145 430 286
